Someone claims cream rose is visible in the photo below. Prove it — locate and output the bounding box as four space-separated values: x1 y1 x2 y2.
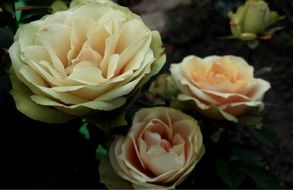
170 55 270 122
99 107 204 189
9 2 165 123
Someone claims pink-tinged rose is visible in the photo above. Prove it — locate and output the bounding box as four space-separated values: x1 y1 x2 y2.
9 2 165 123
170 55 271 122
99 107 204 189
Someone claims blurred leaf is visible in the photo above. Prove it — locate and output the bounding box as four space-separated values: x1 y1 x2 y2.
214 0 242 16
0 0 16 30
238 164 282 189
247 40 259 49
51 0 68 13
0 0 15 16
20 8 50 23
85 110 127 136
0 27 14 49
210 127 224 143
248 127 278 149
79 120 90 140
24 0 56 6
96 144 107 160
230 148 263 165
15 0 25 22
255 66 272 77
217 158 245 189
267 26 287 34
274 0 293 24
0 49 10 75
238 116 263 129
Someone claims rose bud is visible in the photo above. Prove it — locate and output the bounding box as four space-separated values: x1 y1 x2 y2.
148 74 178 101
228 0 282 41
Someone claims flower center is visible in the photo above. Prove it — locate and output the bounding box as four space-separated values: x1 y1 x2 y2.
160 139 172 152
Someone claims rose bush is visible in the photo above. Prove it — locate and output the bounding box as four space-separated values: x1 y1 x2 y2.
170 55 270 122
8 2 165 123
99 107 204 189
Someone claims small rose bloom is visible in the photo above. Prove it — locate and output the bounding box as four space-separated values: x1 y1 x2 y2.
99 107 204 189
9 2 165 123
149 74 178 100
170 55 271 122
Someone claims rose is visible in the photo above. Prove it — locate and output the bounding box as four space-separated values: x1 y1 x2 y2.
170 55 270 122
228 0 282 41
148 73 178 100
9 2 165 123
99 107 204 189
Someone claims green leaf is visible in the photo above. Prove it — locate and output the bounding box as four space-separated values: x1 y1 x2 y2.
96 144 107 160
79 120 90 140
238 164 282 189
248 127 278 149
15 0 25 23
217 159 245 189
230 148 263 165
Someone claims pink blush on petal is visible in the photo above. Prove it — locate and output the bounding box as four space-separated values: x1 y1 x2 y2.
160 139 172 152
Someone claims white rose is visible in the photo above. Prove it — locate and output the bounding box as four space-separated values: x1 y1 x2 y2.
9 2 165 123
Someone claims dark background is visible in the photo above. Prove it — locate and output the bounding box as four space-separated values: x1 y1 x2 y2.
0 0 292 188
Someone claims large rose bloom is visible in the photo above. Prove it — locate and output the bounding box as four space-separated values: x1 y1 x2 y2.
9 2 165 123
99 107 204 189
170 55 270 122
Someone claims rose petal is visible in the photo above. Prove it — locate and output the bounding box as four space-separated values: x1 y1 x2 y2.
116 19 149 54
37 23 71 68
66 16 95 66
67 61 107 85
99 156 133 189
87 24 110 56
10 69 73 123
249 79 271 101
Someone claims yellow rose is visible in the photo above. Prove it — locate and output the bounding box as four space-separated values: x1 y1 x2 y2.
9 2 165 123
170 55 270 122
99 107 204 189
